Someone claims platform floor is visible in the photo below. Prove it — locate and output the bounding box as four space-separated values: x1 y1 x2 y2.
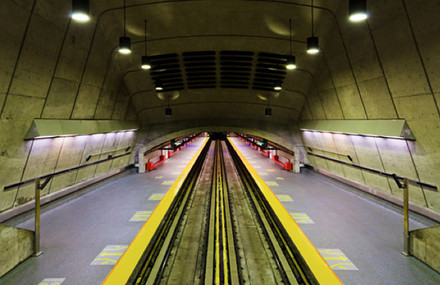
230 137 440 285
0 138 207 285
1 136 440 284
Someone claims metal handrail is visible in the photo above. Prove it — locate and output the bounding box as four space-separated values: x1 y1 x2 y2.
307 152 437 190
306 146 353 162
4 152 131 191
307 151 437 256
3 151 132 256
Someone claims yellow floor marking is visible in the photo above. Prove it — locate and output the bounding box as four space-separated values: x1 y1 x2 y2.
318 248 358 270
276 177 284 180
130 211 152 222
276 195 293 201
331 263 355 269
266 181 279 186
253 165 261 168
103 246 128 250
148 193 165 200
161 180 175 185
103 138 209 284
171 172 181 175
155 176 163 179
290 213 315 224
228 138 342 284
259 172 268 176
266 169 276 172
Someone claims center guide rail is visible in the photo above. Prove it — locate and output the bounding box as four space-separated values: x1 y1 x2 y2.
227 137 342 285
102 137 209 285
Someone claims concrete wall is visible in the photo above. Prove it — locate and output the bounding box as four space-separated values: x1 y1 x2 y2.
0 0 138 213
301 1 440 215
0 224 34 277
410 225 440 273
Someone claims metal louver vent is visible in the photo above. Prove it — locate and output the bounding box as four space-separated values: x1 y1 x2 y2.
149 51 288 92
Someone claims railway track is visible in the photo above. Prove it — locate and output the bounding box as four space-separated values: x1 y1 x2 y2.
128 138 317 284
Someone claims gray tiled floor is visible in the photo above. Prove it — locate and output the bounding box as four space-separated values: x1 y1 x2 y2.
0 138 207 285
230 137 440 285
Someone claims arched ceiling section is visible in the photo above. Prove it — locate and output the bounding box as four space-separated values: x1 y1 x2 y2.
83 0 345 130
136 117 302 152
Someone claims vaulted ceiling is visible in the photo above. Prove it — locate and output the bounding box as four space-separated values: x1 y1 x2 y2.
86 0 344 127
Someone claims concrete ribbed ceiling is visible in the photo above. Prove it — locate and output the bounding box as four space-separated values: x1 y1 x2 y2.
84 0 344 128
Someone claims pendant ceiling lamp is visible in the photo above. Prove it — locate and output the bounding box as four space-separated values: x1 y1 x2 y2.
155 81 163 91
118 0 131 54
165 95 172 117
349 0 368 22
71 0 90 22
307 0 320 54
265 97 272 117
141 20 151 70
286 19 296 70
274 80 282 91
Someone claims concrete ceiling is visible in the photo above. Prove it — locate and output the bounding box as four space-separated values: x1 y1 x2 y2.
86 0 345 128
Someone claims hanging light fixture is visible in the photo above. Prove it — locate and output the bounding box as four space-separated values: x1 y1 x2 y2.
71 0 90 22
141 20 151 70
274 81 282 91
286 19 296 70
165 95 172 116
265 108 272 117
307 0 320 54
349 0 368 22
155 81 163 91
265 96 272 117
118 0 131 54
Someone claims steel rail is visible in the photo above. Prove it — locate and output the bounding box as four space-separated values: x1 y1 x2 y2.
129 140 210 284
227 139 316 285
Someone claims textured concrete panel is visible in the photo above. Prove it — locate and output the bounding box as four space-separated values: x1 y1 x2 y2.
410 225 440 273
407 7 440 94
358 77 398 119
15 138 64 203
350 135 392 195
0 95 43 192
0 224 34 278
372 14 430 98
41 77 79 119
81 30 112 86
318 132 345 177
395 95 440 152
0 1 30 93
374 137 427 207
324 28 354 88
335 85 367 119
306 90 326 119
70 83 101 119
55 23 95 82
75 133 106 183
343 27 382 82
9 14 65 98
319 89 343 119
332 133 365 185
48 136 88 194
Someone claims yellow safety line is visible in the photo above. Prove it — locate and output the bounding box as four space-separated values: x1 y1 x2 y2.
215 171 220 284
102 138 209 285
228 138 342 285
220 175 228 285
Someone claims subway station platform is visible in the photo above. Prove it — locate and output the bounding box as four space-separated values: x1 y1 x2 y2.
1 136 440 284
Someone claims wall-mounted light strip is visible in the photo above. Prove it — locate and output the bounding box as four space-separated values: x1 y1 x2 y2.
299 119 415 140
24 119 139 140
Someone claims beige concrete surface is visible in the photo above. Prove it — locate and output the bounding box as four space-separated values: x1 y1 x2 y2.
410 225 440 273
0 224 34 278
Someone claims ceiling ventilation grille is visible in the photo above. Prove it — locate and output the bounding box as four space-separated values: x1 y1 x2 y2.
149 51 288 92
